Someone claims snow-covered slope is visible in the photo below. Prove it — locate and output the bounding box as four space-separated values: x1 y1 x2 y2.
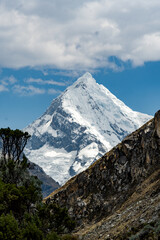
25 73 152 185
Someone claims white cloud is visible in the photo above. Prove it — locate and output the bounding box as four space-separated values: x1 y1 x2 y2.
129 32 160 66
0 76 17 85
0 85 8 92
48 89 62 95
25 78 66 86
0 75 17 92
0 75 66 96
13 85 45 96
0 0 160 69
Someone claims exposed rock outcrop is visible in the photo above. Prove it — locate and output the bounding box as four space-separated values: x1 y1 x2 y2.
46 111 160 239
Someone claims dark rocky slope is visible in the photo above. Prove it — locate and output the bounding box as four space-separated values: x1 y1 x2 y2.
46 111 160 239
28 161 60 198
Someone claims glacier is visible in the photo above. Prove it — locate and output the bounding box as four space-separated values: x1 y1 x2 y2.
25 72 152 185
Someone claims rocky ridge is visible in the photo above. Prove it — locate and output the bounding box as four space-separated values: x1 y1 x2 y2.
46 111 160 239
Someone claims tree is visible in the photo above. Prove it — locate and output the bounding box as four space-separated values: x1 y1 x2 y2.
22 222 43 240
0 128 32 185
0 127 76 239
0 178 42 220
0 127 30 162
0 213 22 240
0 155 29 185
0 127 42 217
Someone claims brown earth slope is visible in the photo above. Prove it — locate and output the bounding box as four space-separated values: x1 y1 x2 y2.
46 111 160 239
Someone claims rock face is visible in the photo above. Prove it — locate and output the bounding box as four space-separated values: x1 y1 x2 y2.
25 72 151 185
46 111 160 239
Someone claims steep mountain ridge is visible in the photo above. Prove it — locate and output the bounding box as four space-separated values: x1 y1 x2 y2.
46 111 160 239
25 73 151 184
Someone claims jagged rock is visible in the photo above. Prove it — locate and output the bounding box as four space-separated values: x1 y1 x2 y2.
46 111 160 239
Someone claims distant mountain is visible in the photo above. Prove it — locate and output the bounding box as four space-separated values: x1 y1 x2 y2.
28 161 60 198
25 72 152 184
46 111 160 240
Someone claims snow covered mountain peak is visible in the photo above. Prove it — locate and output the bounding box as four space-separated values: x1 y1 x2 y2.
70 72 96 89
25 74 152 185
75 72 94 83
81 72 92 79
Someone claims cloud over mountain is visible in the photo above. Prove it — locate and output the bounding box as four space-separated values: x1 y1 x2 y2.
0 0 160 69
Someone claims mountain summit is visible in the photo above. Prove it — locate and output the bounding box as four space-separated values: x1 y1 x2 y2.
25 73 151 184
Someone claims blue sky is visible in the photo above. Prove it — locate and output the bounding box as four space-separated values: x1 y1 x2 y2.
0 0 160 129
